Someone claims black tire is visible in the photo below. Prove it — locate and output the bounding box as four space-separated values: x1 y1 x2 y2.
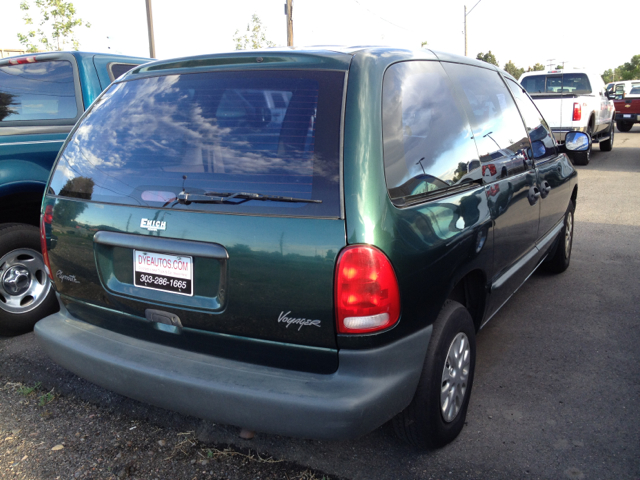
544 201 575 274
0 224 59 336
571 149 590 166
616 121 633 133
393 300 476 449
599 120 614 151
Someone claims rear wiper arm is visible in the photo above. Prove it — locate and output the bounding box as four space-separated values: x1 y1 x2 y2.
177 191 322 205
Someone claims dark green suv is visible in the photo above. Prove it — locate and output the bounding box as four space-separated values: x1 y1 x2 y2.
35 47 583 448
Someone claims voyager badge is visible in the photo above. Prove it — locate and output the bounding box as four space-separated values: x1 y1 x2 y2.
140 219 166 232
278 311 321 331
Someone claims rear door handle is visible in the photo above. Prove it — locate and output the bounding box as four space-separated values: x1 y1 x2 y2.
540 180 551 198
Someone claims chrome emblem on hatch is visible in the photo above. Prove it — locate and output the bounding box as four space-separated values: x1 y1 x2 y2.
278 311 321 331
140 219 166 231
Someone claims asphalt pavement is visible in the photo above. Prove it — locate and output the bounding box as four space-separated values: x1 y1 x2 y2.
1 126 639 480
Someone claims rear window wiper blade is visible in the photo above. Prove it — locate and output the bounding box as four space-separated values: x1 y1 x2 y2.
177 191 322 205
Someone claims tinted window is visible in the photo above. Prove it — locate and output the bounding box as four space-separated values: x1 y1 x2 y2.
0 60 78 122
382 61 480 204
630 86 640 95
443 63 531 180
506 79 557 161
110 63 138 80
49 70 344 218
521 73 592 95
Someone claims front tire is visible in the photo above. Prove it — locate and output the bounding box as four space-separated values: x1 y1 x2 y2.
0 224 58 336
544 201 575 274
616 121 633 133
393 300 476 449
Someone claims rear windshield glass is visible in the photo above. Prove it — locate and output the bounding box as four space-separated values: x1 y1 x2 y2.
0 60 78 122
630 86 640 95
109 63 138 80
520 73 592 95
49 70 345 218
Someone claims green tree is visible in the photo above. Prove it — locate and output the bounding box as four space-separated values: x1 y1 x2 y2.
601 55 640 83
17 0 90 52
528 63 545 72
503 60 524 79
0 92 18 122
555 65 564 70
476 51 499 67
233 14 276 50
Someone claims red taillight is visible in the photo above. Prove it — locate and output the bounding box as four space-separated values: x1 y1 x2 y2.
8 56 36 65
335 245 401 334
572 102 582 121
41 205 54 280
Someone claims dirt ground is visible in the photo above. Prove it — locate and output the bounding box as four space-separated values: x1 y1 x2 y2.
0 335 341 480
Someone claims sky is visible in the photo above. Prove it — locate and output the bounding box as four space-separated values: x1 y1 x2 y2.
1 0 638 77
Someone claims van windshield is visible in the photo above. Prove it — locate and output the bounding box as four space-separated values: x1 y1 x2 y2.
49 70 345 218
521 73 592 95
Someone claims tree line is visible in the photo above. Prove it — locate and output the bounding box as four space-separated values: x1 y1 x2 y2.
476 51 546 79
601 56 640 83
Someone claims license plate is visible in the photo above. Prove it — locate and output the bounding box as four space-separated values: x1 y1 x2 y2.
134 250 193 296
624 114 632 118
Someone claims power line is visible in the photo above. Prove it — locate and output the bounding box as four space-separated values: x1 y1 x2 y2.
349 0 411 32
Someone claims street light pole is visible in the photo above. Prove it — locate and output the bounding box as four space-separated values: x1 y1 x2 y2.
146 0 156 58
464 0 482 57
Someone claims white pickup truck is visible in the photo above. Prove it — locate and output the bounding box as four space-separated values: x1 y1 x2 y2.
519 69 615 165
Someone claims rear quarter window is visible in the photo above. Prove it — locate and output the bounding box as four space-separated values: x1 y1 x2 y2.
49 69 345 218
109 63 139 80
0 60 79 122
382 61 480 205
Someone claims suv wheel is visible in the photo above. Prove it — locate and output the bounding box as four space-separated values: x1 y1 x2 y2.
393 300 476 449
599 119 614 151
0 224 58 336
544 201 575 273
616 121 633 133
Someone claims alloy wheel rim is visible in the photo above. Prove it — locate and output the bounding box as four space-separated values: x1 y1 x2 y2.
0 248 50 314
564 212 573 259
440 332 471 423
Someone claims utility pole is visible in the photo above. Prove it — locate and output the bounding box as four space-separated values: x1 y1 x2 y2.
285 0 293 47
146 0 156 58
463 0 482 57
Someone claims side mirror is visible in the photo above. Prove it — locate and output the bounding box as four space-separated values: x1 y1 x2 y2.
564 132 590 152
606 92 616 100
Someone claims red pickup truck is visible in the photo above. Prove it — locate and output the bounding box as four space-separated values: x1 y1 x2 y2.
614 85 640 132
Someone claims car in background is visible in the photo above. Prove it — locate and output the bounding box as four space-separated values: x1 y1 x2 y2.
519 69 614 165
614 84 640 132
35 47 584 449
0 51 150 335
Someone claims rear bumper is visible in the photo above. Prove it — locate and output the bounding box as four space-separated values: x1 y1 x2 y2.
615 113 640 123
35 310 431 440
551 126 587 143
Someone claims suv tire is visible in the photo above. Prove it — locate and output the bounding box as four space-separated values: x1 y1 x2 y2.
544 201 575 274
393 300 476 449
0 224 59 336
599 120 614 151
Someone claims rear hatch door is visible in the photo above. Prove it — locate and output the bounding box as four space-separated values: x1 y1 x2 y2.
44 62 348 359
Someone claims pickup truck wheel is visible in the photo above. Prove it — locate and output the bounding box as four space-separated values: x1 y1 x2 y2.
616 121 633 133
544 201 575 274
571 149 590 166
0 224 58 336
393 300 476 449
599 120 614 151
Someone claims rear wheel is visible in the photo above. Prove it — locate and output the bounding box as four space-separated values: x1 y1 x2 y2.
0 224 58 336
544 201 575 274
393 300 476 449
599 120 614 151
616 121 633 133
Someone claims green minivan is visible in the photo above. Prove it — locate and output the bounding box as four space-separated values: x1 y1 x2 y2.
35 47 583 448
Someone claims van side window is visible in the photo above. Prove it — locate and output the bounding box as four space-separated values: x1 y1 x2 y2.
382 61 480 204
443 63 532 180
506 79 557 161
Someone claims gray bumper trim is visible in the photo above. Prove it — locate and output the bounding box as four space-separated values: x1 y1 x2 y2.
35 312 431 440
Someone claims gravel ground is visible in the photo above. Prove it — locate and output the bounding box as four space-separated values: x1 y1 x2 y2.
0 335 340 480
